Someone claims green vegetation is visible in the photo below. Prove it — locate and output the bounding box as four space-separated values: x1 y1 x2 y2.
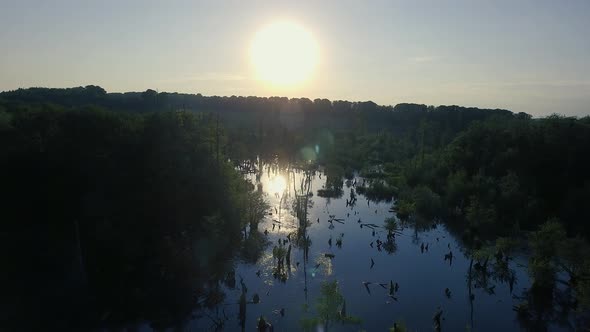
385 116 590 238
2 86 590 329
389 320 408 331
301 280 361 331
0 100 268 329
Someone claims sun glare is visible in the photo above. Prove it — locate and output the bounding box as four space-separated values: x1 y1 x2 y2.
268 175 287 195
250 21 319 86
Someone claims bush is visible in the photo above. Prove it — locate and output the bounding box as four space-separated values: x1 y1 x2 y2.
412 186 441 219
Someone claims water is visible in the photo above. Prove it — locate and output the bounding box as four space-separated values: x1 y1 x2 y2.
186 165 541 332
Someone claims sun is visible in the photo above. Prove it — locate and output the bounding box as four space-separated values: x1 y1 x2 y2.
250 21 319 86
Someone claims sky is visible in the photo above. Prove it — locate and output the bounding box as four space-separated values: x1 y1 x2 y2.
1 0 589 116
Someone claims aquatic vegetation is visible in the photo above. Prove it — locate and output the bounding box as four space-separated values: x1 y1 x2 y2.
383 239 398 254
384 217 399 234
272 244 288 281
245 191 270 230
411 186 442 219
356 180 396 201
301 280 361 331
241 230 271 264
528 220 566 289
388 320 408 332
393 199 416 220
495 236 519 259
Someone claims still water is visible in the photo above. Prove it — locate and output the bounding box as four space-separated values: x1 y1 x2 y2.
192 165 532 331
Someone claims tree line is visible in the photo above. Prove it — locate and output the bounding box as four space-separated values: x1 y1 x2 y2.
2 86 590 328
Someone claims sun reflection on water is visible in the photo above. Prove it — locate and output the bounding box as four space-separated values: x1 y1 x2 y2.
268 175 287 195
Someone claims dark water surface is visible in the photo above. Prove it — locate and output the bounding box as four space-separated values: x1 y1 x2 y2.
180 165 545 332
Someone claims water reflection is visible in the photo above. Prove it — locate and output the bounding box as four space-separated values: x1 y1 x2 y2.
266 175 287 196
189 160 577 331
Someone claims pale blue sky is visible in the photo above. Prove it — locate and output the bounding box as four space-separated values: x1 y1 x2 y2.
1 0 589 116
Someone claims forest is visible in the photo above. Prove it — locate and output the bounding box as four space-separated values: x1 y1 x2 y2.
1 86 590 330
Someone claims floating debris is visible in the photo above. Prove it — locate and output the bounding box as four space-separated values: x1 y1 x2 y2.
336 235 343 248
433 307 443 332
387 295 398 302
444 251 454 265
445 288 451 298
487 285 496 295
257 316 273 332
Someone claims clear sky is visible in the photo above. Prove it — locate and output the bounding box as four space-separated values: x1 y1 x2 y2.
1 0 589 116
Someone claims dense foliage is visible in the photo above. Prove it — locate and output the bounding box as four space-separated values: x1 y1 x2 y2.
382 115 590 238
2 86 590 329
0 101 266 329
